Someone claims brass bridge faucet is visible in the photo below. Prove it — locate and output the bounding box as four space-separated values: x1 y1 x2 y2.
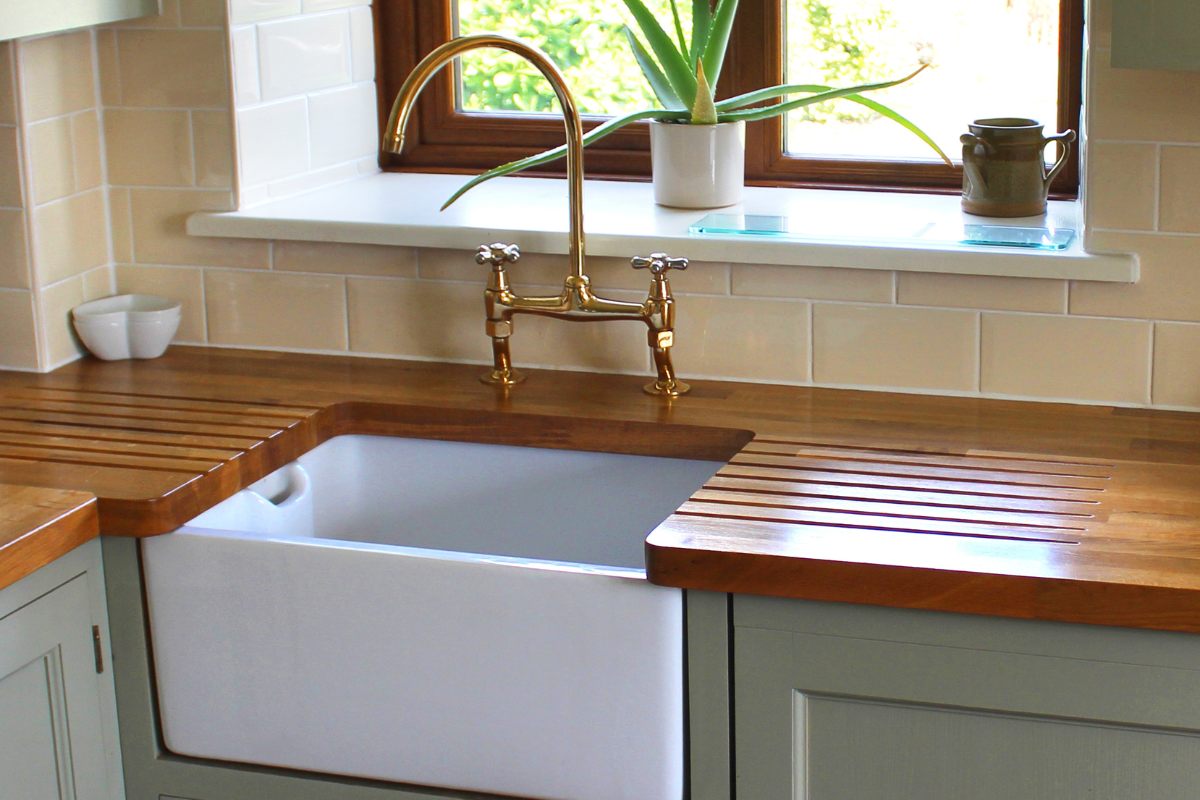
382 32 690 397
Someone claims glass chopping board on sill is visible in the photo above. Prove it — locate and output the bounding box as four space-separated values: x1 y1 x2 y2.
689 213 1076 251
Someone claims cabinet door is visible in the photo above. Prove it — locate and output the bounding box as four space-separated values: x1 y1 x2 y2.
735 595 1200 800
1112 0 1200 71
0 574 112 800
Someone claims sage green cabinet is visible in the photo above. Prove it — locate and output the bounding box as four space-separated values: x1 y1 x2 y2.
1112 0 1200 72
734 595 1200 799
0 539 124 800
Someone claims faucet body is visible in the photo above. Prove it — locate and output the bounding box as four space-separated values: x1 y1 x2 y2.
383 32 689 397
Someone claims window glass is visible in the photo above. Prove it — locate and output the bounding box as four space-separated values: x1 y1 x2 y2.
454 0 688 116
784 0 1060 162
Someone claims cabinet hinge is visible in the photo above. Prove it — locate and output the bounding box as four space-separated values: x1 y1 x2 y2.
92 625 104 673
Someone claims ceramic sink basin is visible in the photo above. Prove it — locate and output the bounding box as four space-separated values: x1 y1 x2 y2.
141 434 724 800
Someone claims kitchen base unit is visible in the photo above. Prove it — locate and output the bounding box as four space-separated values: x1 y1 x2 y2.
1 538 124 800
735 595 1200 800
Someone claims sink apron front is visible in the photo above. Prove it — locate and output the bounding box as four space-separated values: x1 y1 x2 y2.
141 435 722 800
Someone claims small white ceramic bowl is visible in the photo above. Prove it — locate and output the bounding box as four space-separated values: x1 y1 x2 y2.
72 294 182 360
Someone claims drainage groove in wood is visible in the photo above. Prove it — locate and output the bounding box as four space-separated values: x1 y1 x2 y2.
673 438 1112 546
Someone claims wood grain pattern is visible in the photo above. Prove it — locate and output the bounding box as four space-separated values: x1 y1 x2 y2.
3 347 1200 632
0 483 97 591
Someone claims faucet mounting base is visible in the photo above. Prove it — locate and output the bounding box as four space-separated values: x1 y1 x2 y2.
644 379 690 398
481 368 526 387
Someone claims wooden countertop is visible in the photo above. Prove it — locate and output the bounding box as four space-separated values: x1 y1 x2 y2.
2 347 1200 633
0 484 97 591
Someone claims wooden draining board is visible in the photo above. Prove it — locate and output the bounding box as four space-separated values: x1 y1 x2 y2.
648 436 1200 631
4 348 1200 632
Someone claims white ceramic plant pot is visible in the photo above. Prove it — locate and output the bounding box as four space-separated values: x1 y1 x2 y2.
72 294 182 361
649 120 745 209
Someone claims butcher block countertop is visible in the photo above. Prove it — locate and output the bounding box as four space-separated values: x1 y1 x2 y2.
0 483 97 590
3 347 1200 632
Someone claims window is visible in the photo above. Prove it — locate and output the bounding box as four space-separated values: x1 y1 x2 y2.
376 0 1083 195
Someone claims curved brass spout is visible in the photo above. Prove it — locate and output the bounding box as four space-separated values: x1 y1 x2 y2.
383 33 585 280
384 34 689 397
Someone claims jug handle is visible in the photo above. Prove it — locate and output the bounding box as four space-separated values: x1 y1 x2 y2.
960 132 988 193
1043 129 1077 189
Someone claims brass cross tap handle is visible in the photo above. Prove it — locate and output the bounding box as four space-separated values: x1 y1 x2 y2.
477 243 521 267
631 253 688 275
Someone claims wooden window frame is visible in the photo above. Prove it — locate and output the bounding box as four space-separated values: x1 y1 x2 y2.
375 0 1084 197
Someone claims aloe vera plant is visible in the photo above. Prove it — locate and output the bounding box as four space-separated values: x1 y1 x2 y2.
443 0 950 209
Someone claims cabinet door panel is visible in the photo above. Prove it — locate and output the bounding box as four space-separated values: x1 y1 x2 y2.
736 598 1200 800
0 649 73 800
0 575 112 800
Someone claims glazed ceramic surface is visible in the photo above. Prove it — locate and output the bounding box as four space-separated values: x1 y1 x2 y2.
650 120 745 208
71 294 181 360
141 434 723 800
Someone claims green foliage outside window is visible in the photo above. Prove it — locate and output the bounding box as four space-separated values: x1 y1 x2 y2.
457 0 670 115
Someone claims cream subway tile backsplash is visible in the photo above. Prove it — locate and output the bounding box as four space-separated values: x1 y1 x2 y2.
109 188 133 263
0 125 21 206
0 210 30 289
348 277 492 361
981 313 1152 404
1158 146 1200 234
1088 54 1200 144
0 290 39 369
230 0 302 25
180 0 227 27
257 13 351 101
516 289 651 374
192 110 235 188
274 240 417 277
674 296 809 384
32 189 109 284
19 31 95 122
71 111 102 192
82 265 114 301
237 98 310 185
1153 323 1200 407
1070 232 1200 322
115 264 207 342
27 117 75 203
813 304 977 392
308 83 377 168
38 274 87 367
896 273 1067 314
205 269 348 350
1085 141 1157 231
104 109 195 187
130 189 270 269
95 30 120 106
732 262 892 303
0 42 16 124
116 29 228 108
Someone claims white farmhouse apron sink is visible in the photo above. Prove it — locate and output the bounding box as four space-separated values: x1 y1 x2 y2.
141 434 724 800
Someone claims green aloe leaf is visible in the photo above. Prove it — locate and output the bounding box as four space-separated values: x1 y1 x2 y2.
700 0 739 92
621 0 698 107
690 0 712 64
714 65 928 111
441 109 687 209
625 25 685 110
833 94 952 165
691 60 718 124
668 0 688 59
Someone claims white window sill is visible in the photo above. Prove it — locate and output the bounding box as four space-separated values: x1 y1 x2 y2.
188 172 1137 283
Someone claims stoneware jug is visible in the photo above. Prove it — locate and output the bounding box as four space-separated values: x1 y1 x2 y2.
960 118 1075 217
